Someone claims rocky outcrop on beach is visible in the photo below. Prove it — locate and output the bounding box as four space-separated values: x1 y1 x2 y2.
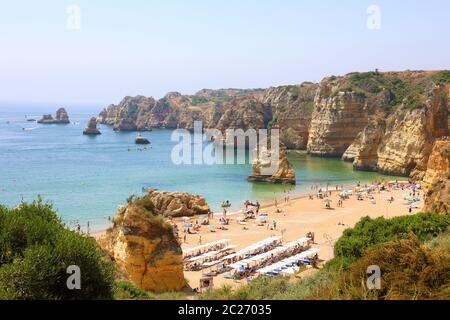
423 140 450 214
98 196 185 292
38 108 70 124
248 145 296 185
83 117 101 135
145 189 210 217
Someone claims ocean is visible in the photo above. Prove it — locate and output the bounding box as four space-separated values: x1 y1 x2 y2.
0 105 402 231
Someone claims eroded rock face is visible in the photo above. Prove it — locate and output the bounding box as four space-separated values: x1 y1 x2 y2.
423 140 450 214
55 108 70 123
146 189 210 217
307 83 370 157
263 83 317 149
98 199 185 292
97 86 316 150
83 117 101 135
366 84 449 179
248 146 296 185
216 97 271 132
98 96 159 131
342 118 386 171
309 72 449 179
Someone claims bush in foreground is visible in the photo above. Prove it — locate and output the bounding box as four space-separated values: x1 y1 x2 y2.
0 200 115 300
334 213 450 263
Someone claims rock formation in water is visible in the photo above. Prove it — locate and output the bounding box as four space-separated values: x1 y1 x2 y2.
98 196 185 292
145 189 210 217
423 140 450 214
248 145 296 185
38 108 70 124
83 117 101 135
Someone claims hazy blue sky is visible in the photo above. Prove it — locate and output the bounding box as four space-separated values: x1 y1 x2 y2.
1 0 449 107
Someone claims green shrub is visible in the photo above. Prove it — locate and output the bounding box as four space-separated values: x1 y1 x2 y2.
135 196 155 212
114 280 154 300
338 236 450 300
334 213 450 262
0 200 115 300
432 70 450 84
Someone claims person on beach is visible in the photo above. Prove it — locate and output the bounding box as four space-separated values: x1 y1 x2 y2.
198 236 202 245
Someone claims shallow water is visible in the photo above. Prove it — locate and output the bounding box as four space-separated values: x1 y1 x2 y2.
0 106 402 231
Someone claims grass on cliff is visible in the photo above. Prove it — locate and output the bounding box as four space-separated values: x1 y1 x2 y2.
0 198 116 300
432 70 450 84
123 195 170 229
200 213 450 300
337 71 443 111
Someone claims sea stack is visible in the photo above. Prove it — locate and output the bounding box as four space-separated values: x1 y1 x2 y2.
38 108 70 124
83 117 101 135
248 145 296 185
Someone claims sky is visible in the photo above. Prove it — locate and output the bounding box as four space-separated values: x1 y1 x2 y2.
0 0 449 107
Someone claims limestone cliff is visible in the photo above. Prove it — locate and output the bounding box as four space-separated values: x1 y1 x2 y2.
98 70 450 180
98 196 185 292
310 71 449 179
376 84 449 178
423 140 450 214
98 86 315 149
342 118 386 171
263 83 317 149
307 78 372 157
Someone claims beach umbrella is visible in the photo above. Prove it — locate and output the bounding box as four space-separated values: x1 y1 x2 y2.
208 225 215 229
323 199 332 204
184 223 193 228
199 215 208 220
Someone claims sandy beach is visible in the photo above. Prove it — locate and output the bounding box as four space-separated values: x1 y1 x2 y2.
179 184 422 289
91 182 423 290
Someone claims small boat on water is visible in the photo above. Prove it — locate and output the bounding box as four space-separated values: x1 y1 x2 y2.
135 134 150 145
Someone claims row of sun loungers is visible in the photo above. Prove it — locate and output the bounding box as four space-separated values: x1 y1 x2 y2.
227 237 311 271
220 236 283 261
186 245 238 263
183 239 231 260
257 248 320 276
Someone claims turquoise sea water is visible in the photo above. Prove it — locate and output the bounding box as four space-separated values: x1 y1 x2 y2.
0 106 401 231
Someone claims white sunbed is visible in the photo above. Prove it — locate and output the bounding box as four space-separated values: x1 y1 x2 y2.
183 239 231 256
